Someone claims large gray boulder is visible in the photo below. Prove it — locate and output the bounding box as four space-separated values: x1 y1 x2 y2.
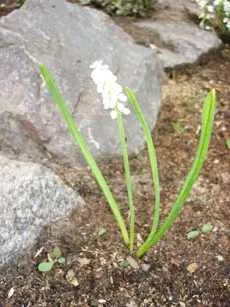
0 0 162 166
0 155 84 266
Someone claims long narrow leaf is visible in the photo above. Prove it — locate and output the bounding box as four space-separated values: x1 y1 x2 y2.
125 88 161 234
40 64 129 246
136 89 216 257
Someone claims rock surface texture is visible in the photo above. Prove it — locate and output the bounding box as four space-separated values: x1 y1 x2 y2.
0 156 84 266
134 0 222 70
135 20 222 70
155 0 200 16
0 0 162 166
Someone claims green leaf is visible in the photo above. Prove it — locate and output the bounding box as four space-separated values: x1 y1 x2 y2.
125 88 160 238
172 122 185 134
226 139 230 150
187 230 200 240
58 257 66 264
136 89 217 258
201 223 213 233
39 64 129 246
38 261 54 272
51 247 62 259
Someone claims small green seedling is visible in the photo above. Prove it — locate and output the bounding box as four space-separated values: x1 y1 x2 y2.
187 229 200 240
201 223 213 233
172 122 185 134
186 223 213 240
38 247 65 273
225 139 230 150
16 0 25 7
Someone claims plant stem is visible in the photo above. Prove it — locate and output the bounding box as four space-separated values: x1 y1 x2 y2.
116 107 135 251
125 88 161 234
136 89 216 258
40 64 129 246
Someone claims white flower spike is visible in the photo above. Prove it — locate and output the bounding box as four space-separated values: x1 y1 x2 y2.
90 60 130 119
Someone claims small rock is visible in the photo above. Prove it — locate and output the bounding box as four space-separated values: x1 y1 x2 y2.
221 172 230 184
187 262 199 273
216 255 224 262
126 301 138 307
126 256 139 269
141 263 151 272
97 227 107 236
98 299 107 304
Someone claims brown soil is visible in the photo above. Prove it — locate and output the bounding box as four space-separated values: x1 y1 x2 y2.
0 2 230 306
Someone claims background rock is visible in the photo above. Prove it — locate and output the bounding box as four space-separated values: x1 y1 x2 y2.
0 155 84 266
135 20 222 70
0 0 162 167
155 0 201 17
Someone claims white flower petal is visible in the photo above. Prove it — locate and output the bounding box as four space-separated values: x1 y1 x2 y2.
118 92 127 102
90 61 130 116
117 103 130 115
110 110 117 119
90 60 103 69
122 107 131 115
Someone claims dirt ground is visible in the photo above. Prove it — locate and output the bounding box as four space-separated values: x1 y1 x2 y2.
0 1 230 307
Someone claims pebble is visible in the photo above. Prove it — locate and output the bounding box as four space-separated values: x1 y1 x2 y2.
98 299 107 304
127 256 139 269
216 255 224 262
187 262 199 273
141 263 151 272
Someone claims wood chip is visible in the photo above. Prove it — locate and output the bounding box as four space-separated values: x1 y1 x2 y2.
7 287 14 299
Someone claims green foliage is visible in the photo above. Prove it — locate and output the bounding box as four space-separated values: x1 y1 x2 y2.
51 247 62 259
38 247 65 273
196 0 230 40
187 229 200 240
16 0 25 7
172 122 185 134
186 223 213 241
80 0 153 17
38 261 54 272
40 64 129 247
40 64 216 259
125 88 160 236
116 106 135 251
226 138 230 150
136 89 216 257
201 223 213 233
